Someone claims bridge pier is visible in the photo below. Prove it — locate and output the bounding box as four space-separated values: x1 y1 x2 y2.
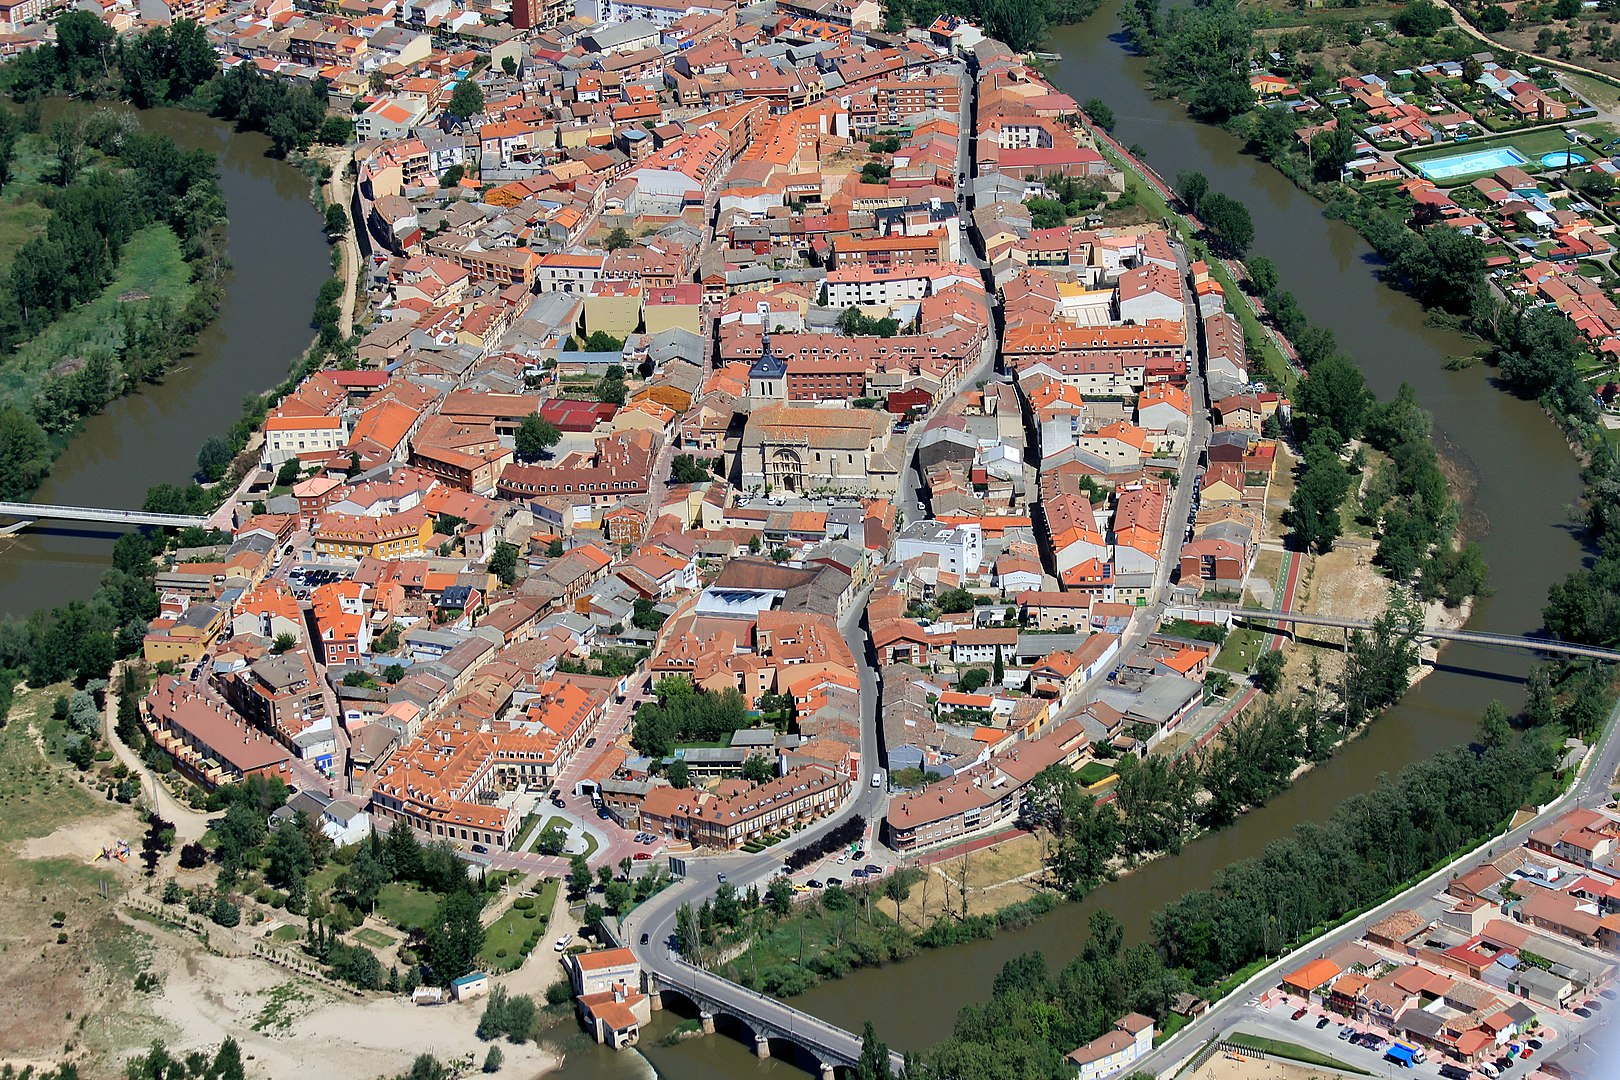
820 1064 835 1080
700 1011 715 1035
754 1035 770 1059
647 987 662 1012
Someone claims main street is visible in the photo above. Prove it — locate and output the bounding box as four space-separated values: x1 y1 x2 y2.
1136 696 1620 1077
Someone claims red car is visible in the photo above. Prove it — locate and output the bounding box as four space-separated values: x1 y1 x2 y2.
1292 1008 1308 1021
633 852 652 860
1521 1049 1533 1059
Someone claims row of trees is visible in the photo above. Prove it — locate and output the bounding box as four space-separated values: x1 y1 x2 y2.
1174 170 1254 258
1 14 213 105
204 63 351 158
881 0 1101 51
1122 0 1255 121
1023 620 1418 898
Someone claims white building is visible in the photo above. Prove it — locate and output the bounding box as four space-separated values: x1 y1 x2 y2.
1065 1013 1155 1080
895 520 983 577
262 414 349 467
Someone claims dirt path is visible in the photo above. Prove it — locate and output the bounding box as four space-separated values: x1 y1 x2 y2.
321 147 360 340
103 662 209 842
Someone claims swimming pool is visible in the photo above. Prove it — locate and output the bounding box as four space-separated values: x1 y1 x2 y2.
1540 151 1586 168
1415 145 1530 180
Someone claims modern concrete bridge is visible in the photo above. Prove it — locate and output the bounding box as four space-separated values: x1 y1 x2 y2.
1201 607 1620 662
642 957 905 1078
0 501 210 532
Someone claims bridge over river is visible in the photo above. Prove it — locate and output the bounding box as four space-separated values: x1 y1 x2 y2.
0 501 211 533
1199 607 1620 662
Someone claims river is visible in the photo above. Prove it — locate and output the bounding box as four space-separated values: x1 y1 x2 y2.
576 4 1593 1077
0 103 330 616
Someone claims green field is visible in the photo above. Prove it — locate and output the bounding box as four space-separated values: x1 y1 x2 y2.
376 883 439 932
478 878 558 973
1077 761 1116 786
353 927 395 948
1214 627 1267 673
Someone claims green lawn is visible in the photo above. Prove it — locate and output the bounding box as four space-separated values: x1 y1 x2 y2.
479 878 558 973
1077 762 1116 786
353 927 395 948
270 924 303 943
1214 627 1267 673
376 883 439 932
0 224 194 401
1225 1032 1369 1074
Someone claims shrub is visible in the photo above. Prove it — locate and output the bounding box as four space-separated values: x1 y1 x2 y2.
522 908 537 919
513 897 533 910
178 843 207 870
544 979 572 1007
210 898 241 928
161 881 183 904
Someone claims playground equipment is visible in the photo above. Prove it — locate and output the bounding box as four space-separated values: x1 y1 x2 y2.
96 839 130 863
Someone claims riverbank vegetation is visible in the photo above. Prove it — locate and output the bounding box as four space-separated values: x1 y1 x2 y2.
883 0 1101 50
0 106 226 498
0 18 351 503
914 722 1555 1079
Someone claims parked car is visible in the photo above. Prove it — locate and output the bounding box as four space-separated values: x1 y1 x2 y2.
1574 1007 1592 1018
1337 1028 1353 1041
806 879 824 889
1292 1008 1308 1021
1315 1017 1330 1029
864 864 881 875
585 737 597 748
1528 1040 1543 1050
837 854 849 864
1586 1000 1603 1012
552 798 566 809
852 850 866 860
825 876 842 887
1601 989 1618 1001
1521 1048 1533 1059
553 935 572 952
1438 1066 1469 1080
633 852 652 860
470 844 487 854
851 869 868 878
639 933 649 945
716 873 726 883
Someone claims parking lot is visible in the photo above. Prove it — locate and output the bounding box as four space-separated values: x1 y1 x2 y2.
1229 986 1616 1080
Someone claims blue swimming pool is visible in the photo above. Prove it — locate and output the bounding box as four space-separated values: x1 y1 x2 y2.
1540 151 1586 168
1415 145 1530 180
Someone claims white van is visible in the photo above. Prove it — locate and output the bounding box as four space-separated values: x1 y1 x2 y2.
871 771 883 789
553 934 573 952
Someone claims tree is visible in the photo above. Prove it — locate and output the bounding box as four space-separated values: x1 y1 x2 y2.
424 891 485 985
1199 192 1255 257
568 854 592 899
604 226 633 250
324 203 348 235
767 876 794 916
1394 0 1448 34
211 897 241 927
667 758 691 788
1246 255 1278 299
1478 4 1510 31
1175 170 1209 215
671 454 715 484
1082 98 1115 130
993 645 1005 685
266 817 315 887
936 587 976 614
272 632 297 654
276 457 303 487
214 1037 245 1080
448 79 485 119
488 542 519 587
857 1021 894 1080
1286 430 1351 553
1253 649 1285 693
482 1046 503 1073
513 413 561 463
196 436 233 482
958 668 990 693
346 844 387 910
1310 120 1358 182
742 754 775 784
1293 353 1370 445
595 367 628 405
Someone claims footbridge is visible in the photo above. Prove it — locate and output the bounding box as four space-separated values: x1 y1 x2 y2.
0 501 210 532
642 958 904 1078
1201 607 1620 662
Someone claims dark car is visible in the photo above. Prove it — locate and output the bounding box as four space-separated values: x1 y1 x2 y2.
1438 1066 1469 1080
471 844 487 854
864 864 881 875
552 798 567 808
1528 1039 1543 1050
639 933 649 945
1575 1007 1592 1018
716 873 726 883
1315 1017 1330 1029
825 876 842 887
1291 1008 1307 1021
1602 989 1618 1001
852 850 866 860
585 737 597 748
806 879 824 889
851 869 868 878
1587 1000 1603 1012
597 808 612 819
